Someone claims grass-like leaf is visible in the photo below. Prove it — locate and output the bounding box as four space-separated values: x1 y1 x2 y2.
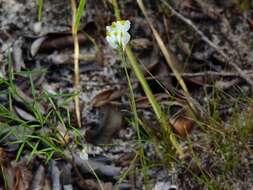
74 0 86 34
37 0 43 21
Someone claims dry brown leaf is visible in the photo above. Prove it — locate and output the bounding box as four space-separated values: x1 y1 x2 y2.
30 32 87 56
91 89 123 107
171 115 194 138
14 106 36 121
14 87 46 115
30 37 47 56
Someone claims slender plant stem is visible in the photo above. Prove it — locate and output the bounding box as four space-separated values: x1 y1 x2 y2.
70 0 81 127
119 47 149 185
125 48 163 121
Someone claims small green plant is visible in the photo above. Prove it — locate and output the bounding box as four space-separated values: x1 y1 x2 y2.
0 52 83 163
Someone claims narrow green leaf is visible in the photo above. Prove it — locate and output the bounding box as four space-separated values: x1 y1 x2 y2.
74 0 86 34
37 0 43 21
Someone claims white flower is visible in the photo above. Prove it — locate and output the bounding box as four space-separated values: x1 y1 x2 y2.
106 20 131 49
79 147 88 161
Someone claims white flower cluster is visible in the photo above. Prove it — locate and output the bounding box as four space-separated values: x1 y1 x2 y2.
106 20 131 49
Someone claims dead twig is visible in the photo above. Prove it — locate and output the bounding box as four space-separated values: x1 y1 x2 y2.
161 0 253 90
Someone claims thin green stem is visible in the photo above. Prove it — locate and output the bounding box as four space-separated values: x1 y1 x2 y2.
37 0 43 21
118 47 149 185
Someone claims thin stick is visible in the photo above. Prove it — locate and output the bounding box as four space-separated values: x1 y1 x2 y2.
70 0 81 127
161 0 253 89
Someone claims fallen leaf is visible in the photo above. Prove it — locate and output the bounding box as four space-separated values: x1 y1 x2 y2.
14 106 36 121
171 115 194 138
30 32 87 56
13 87 46 115
30 37 47 57
91 89 123 107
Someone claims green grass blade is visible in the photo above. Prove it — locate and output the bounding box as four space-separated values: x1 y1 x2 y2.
74 0 86 34
37 0 43 21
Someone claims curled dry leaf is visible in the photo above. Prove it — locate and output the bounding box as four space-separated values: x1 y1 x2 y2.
13 87 46 115
170 115 195 138
14 106 36 121
30 32 87 56
135 94 169 108
30 37 47 57
91 89 123 107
